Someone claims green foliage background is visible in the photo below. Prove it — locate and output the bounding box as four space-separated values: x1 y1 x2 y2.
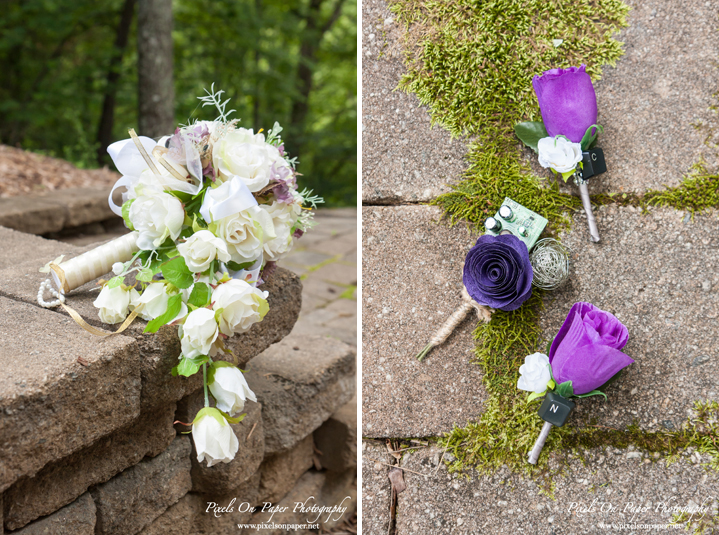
0 0 357 205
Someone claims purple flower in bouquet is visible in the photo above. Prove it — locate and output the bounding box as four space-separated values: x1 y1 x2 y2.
532 65 597 143
463 234 533 312
549 302 633 395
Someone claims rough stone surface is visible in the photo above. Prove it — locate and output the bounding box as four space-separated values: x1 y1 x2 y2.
91 436 192 535
176 391 264 495
0 187 114 235
541 206 719 432
248 471 326 535
360 442 391 535
245 333 356 454
362 205 488 437
0 227 79 270
314 395 357 472
0 261 302 411
361 0 467 204
258 434 315 504
3 403 177 530
11 493 95 535
320 469 358 531
392 444 719 534
0 297 141 493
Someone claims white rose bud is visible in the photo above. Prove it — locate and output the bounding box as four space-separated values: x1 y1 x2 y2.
192 408 239 467
212 279 269 336
180 307 219 359
112 262 125 276
216 207 275 264
208 364 257 416
517 352 552 393
537 136 583 174
260 200 301 262
212 128 284 191
177 230 231 273
129 192 185 250
130 283 188 322
93 285 131 324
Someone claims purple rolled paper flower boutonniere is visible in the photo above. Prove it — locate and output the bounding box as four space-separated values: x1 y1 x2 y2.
515 64 605 243
520 302 634 464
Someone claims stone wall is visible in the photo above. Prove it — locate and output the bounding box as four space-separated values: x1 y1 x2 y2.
0 227 357 534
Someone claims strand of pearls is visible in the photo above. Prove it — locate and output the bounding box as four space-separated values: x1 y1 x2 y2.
37 279 65 308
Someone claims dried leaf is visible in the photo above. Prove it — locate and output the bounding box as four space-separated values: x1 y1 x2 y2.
387 467 406 494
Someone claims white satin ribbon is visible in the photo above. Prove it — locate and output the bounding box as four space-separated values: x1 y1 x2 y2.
107 136 158 177
200 176 258 223
108 176 135 216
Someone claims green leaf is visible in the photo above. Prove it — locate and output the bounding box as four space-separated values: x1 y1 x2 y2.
226 260 255 271
555 380 574 398
514 121 548 153
188 282 211 308
192 406 227 426
121 199 135 231
106 276 124 289
579 124 604 151
173 355 209 377
136 268 155 282
527 391 546 403
219 410 246 424
161 257 194 289
575 389 608 400
560 169 576 182
192 214 205 233
547 379 556 391
144 293 183 333
214 307 224 324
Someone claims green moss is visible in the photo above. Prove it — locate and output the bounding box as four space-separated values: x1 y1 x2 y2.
644 160 719 216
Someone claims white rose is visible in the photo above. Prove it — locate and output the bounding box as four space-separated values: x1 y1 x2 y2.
129 192 185 250
180 308 219 359
192 409 239 467
260 200 301 262
212 279 269 336
177 230 231 273
208 364 257 416
212 128 283 192
537 136 583 173
517 352 552 393
216 207 276 264
130 283 188 322
93 285 131 324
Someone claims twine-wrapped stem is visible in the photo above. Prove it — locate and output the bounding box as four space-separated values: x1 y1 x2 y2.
416 288 492 361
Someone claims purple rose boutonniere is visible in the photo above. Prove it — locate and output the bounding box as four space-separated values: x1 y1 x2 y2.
515 65 605 243
518 302 633 464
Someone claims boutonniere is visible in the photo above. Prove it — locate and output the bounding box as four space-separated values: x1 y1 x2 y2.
515 65 605 243
520 302 634 464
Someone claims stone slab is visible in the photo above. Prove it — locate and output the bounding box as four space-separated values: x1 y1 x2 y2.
0 227 79 270
394 444 719 534
541 206 719 432
11 493 96 535
362 206 488 437
245 333 356 454
0 261 302 411
361 0 467 204
0 187 114 235
91 436 192 535
3 402 177 530
314 395 357 473
360 442 392 535
176 392 264 495
0 297 141 493
320 469 357 530
258 434 315 504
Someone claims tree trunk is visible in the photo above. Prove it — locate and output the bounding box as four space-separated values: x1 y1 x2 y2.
137 0 174 139
96 0 137 165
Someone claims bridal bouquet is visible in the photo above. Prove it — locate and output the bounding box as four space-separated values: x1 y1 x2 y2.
39 87 321 466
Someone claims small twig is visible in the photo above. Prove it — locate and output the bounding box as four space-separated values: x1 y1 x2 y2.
365 457 429 477
246 422 258 441
390 445 428 453
435 448 448 473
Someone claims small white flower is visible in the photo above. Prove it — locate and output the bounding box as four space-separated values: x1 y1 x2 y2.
517 352 552 393
192 409 239 467
260 200 302 262
177 230 231 273
537 136 583 174
180 307 219 359
93 285 131 324
129 191 185 250
130 283 188 322
209 365 257 416
216 207 275 264
112 262 125 276
212 279 269 336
